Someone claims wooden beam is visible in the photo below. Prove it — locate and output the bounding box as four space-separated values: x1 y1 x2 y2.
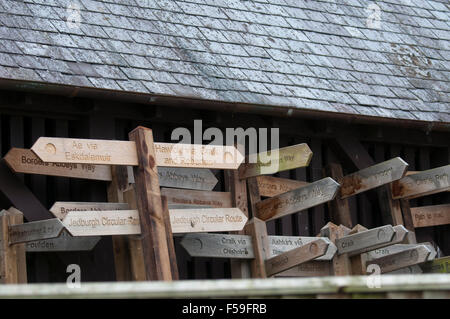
129 126 174 281
324 163 352 228
0 209 27 284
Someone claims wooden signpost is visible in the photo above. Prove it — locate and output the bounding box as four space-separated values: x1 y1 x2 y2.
180 233 337 261
410 204 450 228
50 202 129 220
264 239 329 276
157 167 218 190
238 143 312 179
62 210 141 237
31 137 244 169
256 176 308 197
339 157 408 199
391 164 450 199
4 148 112 181
61 207 247 236
161 188 232 208
170 208 247 233
335 225 395 256
255 177 340 221
268 236 336 261
365 243 437 262
26 230 100 252
367 245 431 273
8 218 64 244
180 233 254 259
420 256 450 274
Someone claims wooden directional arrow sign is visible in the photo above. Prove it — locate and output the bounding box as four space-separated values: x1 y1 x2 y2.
180 234 336 261
170 208 247 233
9 218 64 244
392 165 450 199
411 204 450 228
265 239 329 276
161 188 232 208
32 137 244 169
256 176 308 197
255 177 340 221
157 167 218 190
268 236 336 261
181 233 254 259
420 256 450 274
339 157 408 199
26 230 100 252
365 243 436 262
335 225 395 256
62 210 141 236
357 225 408 254
50 202 129 220
4 148 112 181
238 143 312 179
367 245 431 274
63 208 247 236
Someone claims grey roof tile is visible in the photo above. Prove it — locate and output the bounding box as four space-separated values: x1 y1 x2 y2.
0 0 446 124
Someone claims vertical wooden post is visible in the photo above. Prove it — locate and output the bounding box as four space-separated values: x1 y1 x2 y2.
107 166 133 281
224 169 251 278
245 177 268 278
0 209 27 284
324 163 352 228
129 126 174 281
321 222 352 276
400 199 417 244
348 224 369 275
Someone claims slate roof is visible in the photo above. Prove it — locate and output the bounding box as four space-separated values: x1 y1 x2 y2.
0 0 449 123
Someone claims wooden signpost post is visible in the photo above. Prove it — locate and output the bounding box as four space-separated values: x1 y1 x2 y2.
255 177 340 221
157 167 218 191
238 143 312 179
161 188 232 208
0 208 27 284
8 218 64 244
26 230 100 252
50 202 129 220
4 148 112 181
391 165 450 199
31 137 244 169
410 204 450 228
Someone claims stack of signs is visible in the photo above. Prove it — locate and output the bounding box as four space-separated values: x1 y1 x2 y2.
180 233 336 277
323 223 437 275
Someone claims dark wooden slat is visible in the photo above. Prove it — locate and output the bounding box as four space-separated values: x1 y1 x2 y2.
310 138 325 235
